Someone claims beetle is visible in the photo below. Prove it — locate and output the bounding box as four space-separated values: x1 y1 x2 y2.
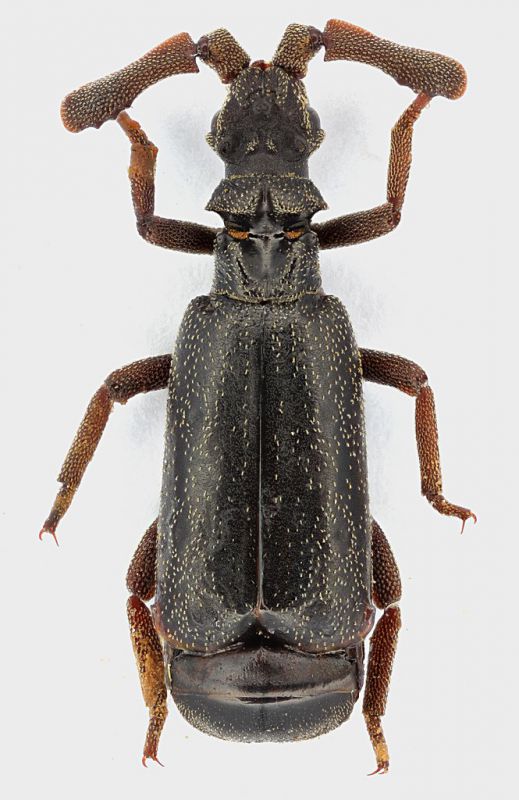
40 20 475 773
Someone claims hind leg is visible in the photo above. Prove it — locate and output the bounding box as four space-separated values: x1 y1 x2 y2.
126 519 168 766
363 519 402 774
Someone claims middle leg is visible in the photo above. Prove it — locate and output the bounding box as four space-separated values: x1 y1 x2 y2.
40 354 172 543
360 348 476 529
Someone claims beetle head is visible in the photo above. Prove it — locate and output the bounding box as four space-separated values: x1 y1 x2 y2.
206 64 324 177
202 25 325 177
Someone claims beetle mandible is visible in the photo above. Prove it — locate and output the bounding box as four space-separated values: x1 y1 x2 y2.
40 20 475 773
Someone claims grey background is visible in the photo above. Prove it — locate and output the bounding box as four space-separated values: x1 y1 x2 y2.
2 1 515 797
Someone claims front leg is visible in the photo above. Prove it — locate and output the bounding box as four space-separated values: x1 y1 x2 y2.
40 355 171 542
360 349 476 529
61 27 250 133
61 33 199 133
312 19 466 250
322 19 466 99
312 92 430 249
117 112 217 254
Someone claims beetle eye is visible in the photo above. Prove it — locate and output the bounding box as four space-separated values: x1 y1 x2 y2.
228 229 250 240
284 228 304 240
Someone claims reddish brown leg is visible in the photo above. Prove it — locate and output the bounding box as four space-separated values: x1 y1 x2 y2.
127 519 158 602
311 18 467 250
387 93 431 217
40 356 171 542
117 112 216 254
363 519 402 774
61 33 200 133
360 349 476 529
322 19 467 99
60 27 249 132
371 519 402 610
312 92 430 249
60 30 248 254
127 519 167 766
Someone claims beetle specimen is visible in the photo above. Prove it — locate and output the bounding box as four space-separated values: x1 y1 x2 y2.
40 20 475 773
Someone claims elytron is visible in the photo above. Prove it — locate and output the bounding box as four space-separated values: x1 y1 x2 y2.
41 20 474 772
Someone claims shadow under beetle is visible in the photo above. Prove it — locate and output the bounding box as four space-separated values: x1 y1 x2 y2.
40 20 476 773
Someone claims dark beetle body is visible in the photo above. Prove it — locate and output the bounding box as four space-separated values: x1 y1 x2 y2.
46 24 472 767
154 71 375 735
158 278 373 742
158 285 373 739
